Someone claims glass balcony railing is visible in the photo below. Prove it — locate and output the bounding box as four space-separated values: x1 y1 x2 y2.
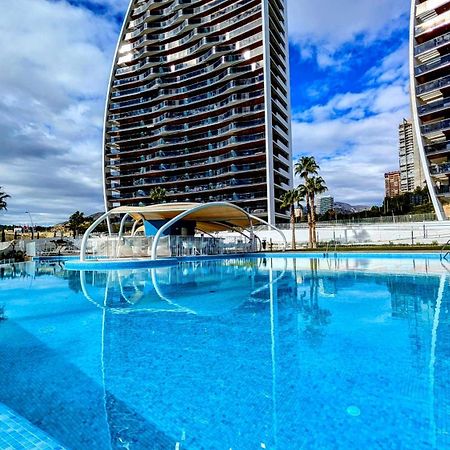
108 149 264 178
418 96 450 115
415 31 450 56
425 140 450 154
106 133 265 165
417 73 450 95
435 184 450 195
110 176 267 199
110 74 264 111
108 89 264 124
118 162 267 187
107 103 264 134
126 2 260 42
421 118 450 134
111 65 256 100
430 162 450 174
415 52 450 76
130 0 197 29
108 119 264 145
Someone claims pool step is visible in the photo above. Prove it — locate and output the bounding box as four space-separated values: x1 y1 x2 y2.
0 403 66 449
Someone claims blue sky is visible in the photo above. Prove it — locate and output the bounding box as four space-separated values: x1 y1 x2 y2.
0 0 411 225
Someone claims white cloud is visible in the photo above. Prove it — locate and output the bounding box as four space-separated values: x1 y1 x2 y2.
292 44 411 205
0 0 120 225
287 0 409 66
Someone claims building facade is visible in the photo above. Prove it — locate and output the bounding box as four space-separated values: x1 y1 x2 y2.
410 0 450 220
103 0 293 225
318 196 334 215
385 171 401 198
399 118 424 193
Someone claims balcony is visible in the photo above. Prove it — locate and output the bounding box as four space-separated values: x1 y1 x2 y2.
415 31 450 56
115 162 267 188
107 132 266 163
415 10 450 36
430 161 450 174
109 102 264 133
435 184 450 195
417 73 450 96
108 118 265 146
418 96 450 116
107 149 265 178
111 65 256 100
110 176 267 199
421 118 450 135
425 140 450 154
415 52 450 76
416 0 450 17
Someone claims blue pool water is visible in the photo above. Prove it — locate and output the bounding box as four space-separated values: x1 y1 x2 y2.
0 255 449 449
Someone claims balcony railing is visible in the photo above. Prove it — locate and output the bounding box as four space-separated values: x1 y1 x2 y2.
121 162 266 187
425 140 450 154
111 177 267 199
415 52 450 76
111 71 262 111
418 96 450 115
109 89 264 122
108 149 264 178
415 31 450 55
107 133 266 165
421 118 450 134
111 65 257 100
107 103 264 134
417 73 450 95
108 119 265 145
435 184 450 195
430 162 450 174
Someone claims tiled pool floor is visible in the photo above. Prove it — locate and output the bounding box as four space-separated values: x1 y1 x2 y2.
0 403 65 450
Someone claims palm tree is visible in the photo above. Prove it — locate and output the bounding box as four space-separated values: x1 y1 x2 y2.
305 176 328 248
148 187 167 204
294 156 319 180
0 187 10 211
280 189 303 250
295 157 320 247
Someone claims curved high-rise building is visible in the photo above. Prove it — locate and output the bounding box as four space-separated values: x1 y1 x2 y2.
103 0 293 225
410 0 450 220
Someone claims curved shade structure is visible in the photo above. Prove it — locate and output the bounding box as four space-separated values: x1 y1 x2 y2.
410 0 450 220
79 201 287 261
103 0 293 225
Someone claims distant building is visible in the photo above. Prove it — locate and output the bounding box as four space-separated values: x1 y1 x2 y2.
385 171 401 198
318 196 334 215
398 118 424 193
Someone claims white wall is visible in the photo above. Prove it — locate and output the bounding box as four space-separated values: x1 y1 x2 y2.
249 221 450 247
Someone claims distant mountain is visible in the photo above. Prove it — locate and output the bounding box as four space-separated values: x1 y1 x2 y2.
334 202 371 214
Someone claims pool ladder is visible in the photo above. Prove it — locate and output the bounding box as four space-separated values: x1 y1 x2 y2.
324 241 337 258
440 239 450 261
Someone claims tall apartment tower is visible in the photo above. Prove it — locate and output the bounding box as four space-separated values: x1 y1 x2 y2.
410 0 450 220
103 0 293 225
385 171 401 198
398 118 424 193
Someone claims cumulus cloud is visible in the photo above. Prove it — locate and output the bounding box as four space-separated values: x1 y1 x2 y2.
287 0 409 67
0 0 120 225
292 43 411 205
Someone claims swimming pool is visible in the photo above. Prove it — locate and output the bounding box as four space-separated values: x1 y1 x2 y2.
0 255 449 449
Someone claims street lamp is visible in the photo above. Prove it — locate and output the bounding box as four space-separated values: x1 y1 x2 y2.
25 211 35 240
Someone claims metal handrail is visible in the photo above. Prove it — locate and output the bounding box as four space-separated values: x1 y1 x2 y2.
440 239 450 261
